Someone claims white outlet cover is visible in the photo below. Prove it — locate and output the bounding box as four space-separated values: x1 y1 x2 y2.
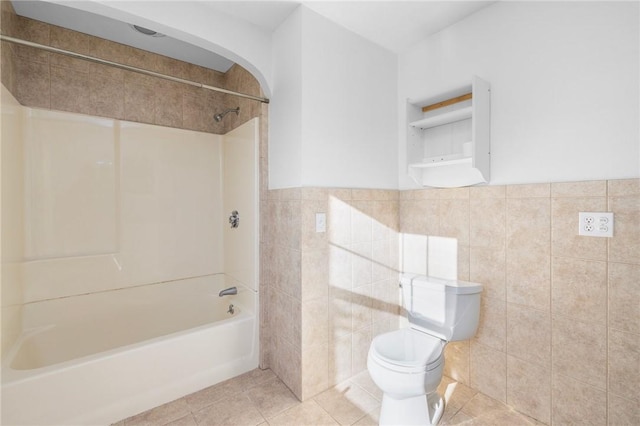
315 213 326 233
578 212 614 237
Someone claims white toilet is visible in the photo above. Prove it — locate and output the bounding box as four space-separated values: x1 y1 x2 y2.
367 274 482 425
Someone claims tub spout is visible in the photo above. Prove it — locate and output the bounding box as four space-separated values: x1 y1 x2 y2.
219 286 237 297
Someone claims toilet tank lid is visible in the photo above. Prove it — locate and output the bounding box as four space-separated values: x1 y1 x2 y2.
401 274 482 295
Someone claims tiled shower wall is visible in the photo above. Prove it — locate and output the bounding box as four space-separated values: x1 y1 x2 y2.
400 179 639 425
264 179 638 425
0 0 263 135
262 188 401 400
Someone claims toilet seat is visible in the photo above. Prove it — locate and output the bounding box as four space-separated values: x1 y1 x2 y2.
370 328 445 374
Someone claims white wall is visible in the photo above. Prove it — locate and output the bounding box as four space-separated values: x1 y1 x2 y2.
270 6 304 189
269 6 398 189
398 1 640 188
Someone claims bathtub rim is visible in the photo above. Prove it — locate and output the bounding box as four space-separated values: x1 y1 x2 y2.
2 273 257 383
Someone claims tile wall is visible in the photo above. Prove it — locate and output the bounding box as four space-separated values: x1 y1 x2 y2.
0 0 262 135
400 179 639 425
262 188 401 400
263 179 638 426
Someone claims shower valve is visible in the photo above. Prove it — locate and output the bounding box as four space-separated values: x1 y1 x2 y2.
229 210 239 228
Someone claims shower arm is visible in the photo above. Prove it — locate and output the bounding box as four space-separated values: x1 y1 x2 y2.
214 108 240 122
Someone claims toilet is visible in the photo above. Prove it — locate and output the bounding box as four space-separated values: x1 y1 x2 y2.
367 274 482 425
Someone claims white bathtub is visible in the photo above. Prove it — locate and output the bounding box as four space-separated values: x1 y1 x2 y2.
1 274 259 425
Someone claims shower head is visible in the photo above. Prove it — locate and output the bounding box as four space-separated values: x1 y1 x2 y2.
214 107 240 122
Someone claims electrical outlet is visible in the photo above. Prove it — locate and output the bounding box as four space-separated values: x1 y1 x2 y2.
315 213 326 233
578 212 614 237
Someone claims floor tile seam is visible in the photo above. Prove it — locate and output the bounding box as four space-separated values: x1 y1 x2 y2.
162 413 196 426
184 387 242 413
189 391 266 425
345 377 382 402
308 395 345 426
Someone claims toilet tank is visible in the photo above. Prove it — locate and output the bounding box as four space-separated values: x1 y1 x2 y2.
400 274 482 342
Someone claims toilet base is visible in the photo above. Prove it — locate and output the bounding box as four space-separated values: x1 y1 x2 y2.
379 392 445 426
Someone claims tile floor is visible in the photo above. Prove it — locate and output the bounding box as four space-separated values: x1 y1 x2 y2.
115 369 543 426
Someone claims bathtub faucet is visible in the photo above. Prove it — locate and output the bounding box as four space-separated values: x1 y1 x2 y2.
218 286 237 297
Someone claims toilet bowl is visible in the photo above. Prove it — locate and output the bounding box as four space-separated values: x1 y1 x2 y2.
368 328 446 425
367 274 482 425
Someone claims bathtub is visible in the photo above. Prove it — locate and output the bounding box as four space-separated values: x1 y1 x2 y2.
1 274 259 425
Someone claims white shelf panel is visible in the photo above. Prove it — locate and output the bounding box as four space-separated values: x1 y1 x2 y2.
408 106 472 129
411 154 472 168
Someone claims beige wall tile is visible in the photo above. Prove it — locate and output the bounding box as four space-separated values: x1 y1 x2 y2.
154 81 183 128
124 81 156 124
457 244 471 282
329 286 352 338
352 242 373 288
301 344 329 400
399 199 439 236
439 199 470 244
50 65 93 114
608 329 640 402
474 296 506 352
371 200 399 236
552 257 607 324
506 355 550 424
301 187 329 200
608 178 640 197
329 245 352 290
551 197 607 261
14 58 50 108
352 326 372 374
352 284 373 332
328 196 352 247
608 394 640 426
352 202 373 244
328 333 352 386
273 336 302 399
506 304 551 368
438 187 470 200
506 197 551 311
552 315 607 389
302 298 329 349
609 262 640 335
608 195 640 264
301 249 328 302
552 374 606 426
444 340 470 385
91 73 124 120
470 247 506 301
470 185 506 199
371 240 395 283
470 341 507 403
551 180 607 197
470 198 506 249
506 183 551 198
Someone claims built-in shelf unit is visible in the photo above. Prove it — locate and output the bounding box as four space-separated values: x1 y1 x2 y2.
407 76 491 187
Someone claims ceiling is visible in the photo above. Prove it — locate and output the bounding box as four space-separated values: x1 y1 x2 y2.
13 1 495 73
